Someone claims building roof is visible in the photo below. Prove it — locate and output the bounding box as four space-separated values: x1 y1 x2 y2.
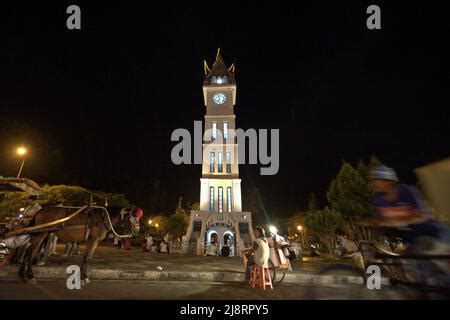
203 48 235 85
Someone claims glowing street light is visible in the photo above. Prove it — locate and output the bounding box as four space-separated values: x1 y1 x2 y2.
297 225 303 231
155 223 159 228
16 147 27 178
148 219 152 225
17 147 27 156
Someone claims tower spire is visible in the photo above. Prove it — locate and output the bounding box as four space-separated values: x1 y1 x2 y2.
203 49 236 84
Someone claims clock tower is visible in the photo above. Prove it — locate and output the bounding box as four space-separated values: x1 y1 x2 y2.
181 49 254 256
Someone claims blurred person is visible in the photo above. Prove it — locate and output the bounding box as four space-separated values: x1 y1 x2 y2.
367 165 450 279
21 195 42 227
145 234 153 251
221 240 231 257
160 240 168 253
368 165 450 243
149 243 157 253
122 237 132 250
2 195 42 261
206 239 218 256
113 237 120 248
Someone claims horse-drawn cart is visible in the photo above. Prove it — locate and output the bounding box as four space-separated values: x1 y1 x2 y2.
1 203 141 283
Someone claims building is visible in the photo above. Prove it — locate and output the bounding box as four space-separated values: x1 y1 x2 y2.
181 50 254 256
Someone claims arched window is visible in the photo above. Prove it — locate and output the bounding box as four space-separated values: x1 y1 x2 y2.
222 76 228 84
211 76 216 84
216 77 223 84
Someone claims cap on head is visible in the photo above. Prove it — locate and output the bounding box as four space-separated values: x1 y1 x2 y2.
368 165 398 182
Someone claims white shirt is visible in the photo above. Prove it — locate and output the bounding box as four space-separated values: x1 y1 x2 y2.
254 238 270 267
206 243 217 255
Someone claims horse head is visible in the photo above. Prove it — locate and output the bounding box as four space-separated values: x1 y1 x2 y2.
110 207 143 237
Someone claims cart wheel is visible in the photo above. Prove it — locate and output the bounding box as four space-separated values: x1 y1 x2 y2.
275 269 286 284
268 259 276 283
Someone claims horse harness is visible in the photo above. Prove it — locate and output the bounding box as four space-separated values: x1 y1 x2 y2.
27 207 110 240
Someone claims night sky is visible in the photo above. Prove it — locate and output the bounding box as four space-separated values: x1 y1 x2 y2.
1 2 449 221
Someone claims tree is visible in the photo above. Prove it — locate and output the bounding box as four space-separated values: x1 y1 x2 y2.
189 202 200 210
150 215 168 236
0 184 132 219
327 162 372 219
307 192 318 212
0 192 30 219
303 208 343 257
166 197 189 241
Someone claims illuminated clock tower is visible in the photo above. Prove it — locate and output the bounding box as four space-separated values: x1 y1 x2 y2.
182 49 253 256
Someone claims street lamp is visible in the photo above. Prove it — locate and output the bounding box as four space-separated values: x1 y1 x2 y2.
148 219 152 225
16 147 27 178
154 223 159 238
297 225 305 248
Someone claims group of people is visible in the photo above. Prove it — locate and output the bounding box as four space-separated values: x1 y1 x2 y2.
142 235 170 254
206 239 232 257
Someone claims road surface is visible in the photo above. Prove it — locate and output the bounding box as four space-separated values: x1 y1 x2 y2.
0 279 426 300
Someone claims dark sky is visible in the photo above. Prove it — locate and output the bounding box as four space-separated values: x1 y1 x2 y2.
0 1 449 219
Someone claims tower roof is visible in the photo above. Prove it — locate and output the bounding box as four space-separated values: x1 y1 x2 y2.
203 49 235 85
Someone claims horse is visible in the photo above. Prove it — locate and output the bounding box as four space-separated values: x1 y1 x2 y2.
19 206 140 284
336 235 403 274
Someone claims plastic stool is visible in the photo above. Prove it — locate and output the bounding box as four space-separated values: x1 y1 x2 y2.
251 264 273 290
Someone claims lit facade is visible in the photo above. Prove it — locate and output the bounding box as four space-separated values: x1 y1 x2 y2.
181 50 254 256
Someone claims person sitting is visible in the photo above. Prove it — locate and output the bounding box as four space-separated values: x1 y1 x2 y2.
160 240 168 253
21 195 42 227
206 240 218 256
244 226 270 282
149 243 158 253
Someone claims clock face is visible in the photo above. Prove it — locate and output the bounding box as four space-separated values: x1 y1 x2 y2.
213 93 227 105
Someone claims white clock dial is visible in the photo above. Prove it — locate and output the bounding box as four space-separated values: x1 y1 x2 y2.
213 93 226 105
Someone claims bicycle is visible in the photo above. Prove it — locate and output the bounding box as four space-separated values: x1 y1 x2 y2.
311 237 450 299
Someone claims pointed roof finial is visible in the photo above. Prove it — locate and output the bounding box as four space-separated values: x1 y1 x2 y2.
203 60 211 76
215 48 221 62
203 49 236 84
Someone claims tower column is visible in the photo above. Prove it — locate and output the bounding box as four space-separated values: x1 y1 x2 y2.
232 179 242 212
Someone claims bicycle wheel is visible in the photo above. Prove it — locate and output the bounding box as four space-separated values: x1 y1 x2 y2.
309 264 367 299
275 269 286 284
267 259 276 283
